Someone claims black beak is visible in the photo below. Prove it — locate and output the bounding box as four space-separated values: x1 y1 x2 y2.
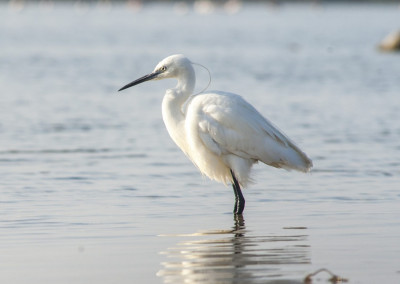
118 71 161 92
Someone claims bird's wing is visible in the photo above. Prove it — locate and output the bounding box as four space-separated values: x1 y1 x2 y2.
187 91 311 171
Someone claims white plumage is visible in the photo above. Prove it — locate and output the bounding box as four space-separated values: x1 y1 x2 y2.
119 54 312 214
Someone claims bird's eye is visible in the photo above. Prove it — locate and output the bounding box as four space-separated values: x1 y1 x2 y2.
161 66 167 72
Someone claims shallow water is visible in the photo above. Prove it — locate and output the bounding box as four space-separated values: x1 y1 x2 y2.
1 2 400 284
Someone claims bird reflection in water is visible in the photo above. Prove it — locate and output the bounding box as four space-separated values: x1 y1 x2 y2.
157 216 310 283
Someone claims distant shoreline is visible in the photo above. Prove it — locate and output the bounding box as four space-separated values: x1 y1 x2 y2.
1 0 400 3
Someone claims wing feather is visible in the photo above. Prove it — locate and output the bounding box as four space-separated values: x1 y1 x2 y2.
189 91 312 172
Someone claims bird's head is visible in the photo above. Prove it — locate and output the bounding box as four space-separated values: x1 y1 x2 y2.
118 54 192 92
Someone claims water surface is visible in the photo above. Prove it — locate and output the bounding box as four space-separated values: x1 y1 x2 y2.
1 2 400 284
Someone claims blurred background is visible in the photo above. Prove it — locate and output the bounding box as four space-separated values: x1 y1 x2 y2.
1 1 400 284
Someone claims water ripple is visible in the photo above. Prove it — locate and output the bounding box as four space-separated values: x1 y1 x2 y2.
157 216 310 284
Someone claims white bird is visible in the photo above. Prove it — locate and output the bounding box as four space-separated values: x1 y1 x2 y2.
119 54 312 215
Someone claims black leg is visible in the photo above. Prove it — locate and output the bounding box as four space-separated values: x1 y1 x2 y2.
232 187 238 213
230 170 245 215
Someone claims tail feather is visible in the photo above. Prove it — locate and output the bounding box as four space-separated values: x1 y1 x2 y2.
261 139 313 173
279 141 313 172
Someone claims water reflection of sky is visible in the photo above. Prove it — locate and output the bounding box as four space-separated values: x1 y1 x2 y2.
2 3 400 284
158 216 310 283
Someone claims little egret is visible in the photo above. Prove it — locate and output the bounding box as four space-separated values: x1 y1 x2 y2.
119 54 312 215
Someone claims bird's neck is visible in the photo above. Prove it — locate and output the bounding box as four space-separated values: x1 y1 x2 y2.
161 91 187 154
161 71 195 154
176 66 196 96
